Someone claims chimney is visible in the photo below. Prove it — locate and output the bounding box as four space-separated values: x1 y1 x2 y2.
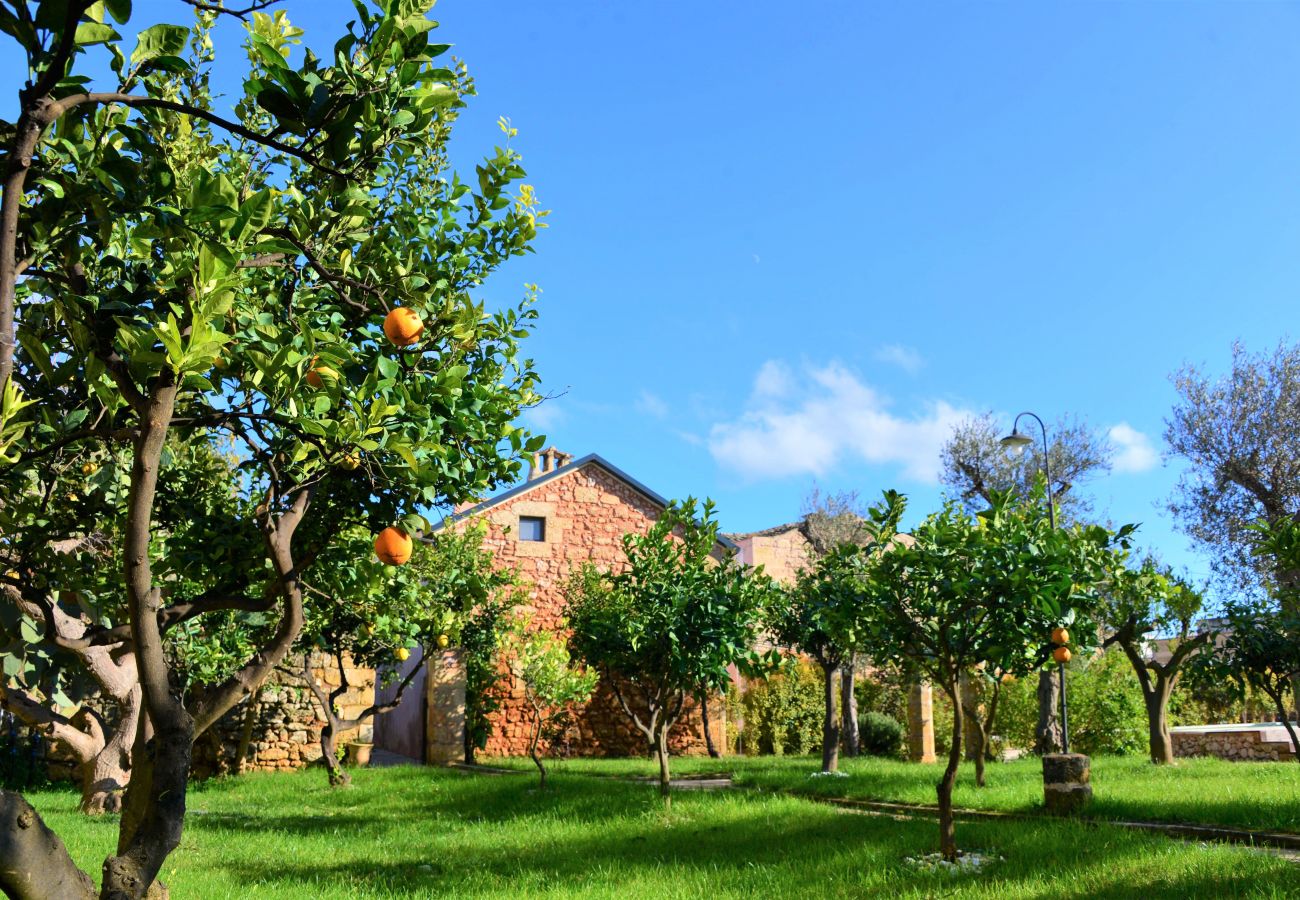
528 446 572 480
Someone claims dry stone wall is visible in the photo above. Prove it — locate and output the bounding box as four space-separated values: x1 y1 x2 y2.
192 652 375 777
1171 726 1297 762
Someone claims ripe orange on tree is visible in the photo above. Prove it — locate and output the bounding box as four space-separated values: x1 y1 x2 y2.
383 307 424 346
1051 627 1069 645
305 357 338 389
374 527 413 565
1053 646 1072 664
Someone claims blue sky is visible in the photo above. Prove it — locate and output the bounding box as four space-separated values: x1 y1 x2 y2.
15 1 1300 597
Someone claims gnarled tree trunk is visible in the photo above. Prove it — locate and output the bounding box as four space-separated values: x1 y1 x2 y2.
0 791 95 900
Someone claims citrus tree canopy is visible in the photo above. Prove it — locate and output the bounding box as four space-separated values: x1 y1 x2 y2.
0 2 546 896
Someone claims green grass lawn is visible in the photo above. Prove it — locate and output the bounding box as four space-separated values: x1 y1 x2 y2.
23 765 1300 898
484 753 1300 834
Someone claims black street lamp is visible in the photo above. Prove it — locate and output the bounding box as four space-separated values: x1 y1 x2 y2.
1000 411 1070 753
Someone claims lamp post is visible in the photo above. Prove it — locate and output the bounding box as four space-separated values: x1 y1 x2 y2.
1000 411 1069 753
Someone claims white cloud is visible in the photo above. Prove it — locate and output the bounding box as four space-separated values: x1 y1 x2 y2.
874 343 925 375
636 390 669 419
708 361 973 483
521 401 566 432
1108 422 1159 474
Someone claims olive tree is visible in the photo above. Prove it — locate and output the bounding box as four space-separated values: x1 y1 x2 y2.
856 489 1127 861
1166 341 1300 600
0 3 544 896
566 499 776 804
800 488 872 757
1100 561 1212 765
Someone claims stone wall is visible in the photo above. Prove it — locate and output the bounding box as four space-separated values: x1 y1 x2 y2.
1171 724 1297 762
460 460 724 758
192 652 375 777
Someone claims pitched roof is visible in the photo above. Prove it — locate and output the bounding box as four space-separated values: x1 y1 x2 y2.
435 453 739 552
723 521 806 541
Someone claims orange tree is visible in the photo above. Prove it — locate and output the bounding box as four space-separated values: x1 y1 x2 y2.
566 499 778 804
852 489 1130 861
0 2 544 896
768 549 857 774
299 523 515 786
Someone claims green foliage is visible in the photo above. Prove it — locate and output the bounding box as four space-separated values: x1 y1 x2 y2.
461 597 510 758
1191 602 1300 723
566 499 778 722
856 487 1133 689
502 615 597 780
995 653 1147 756
733 661 824 756
858 711 905 758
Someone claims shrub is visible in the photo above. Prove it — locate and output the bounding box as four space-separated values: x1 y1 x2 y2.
991 651 1147 756
735 660 825 756
859 712 905 757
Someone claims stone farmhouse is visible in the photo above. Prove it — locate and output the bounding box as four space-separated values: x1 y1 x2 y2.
372 448 730 764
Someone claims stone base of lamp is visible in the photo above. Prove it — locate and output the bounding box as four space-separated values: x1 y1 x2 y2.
1042 752 1091 815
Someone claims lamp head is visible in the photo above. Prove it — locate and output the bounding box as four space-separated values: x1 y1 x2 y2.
1000 429 1033 456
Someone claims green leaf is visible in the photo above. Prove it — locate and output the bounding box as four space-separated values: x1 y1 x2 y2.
74 22 118 45
131 23 188 64
105 0 131 25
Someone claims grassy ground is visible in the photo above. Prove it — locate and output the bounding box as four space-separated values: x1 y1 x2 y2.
483 753 1300 834
23 765 1300 898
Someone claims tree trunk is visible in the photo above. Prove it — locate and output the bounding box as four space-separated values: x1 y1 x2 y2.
234 691 260 777
81 685 142 814
960 672 981 762
821 663 840 773
697 690 720 759
1145 677 1175 765
319 723 351 788
841 657 859 758
655 727 671 809
0 790 96 899
1034 669 1062 755
937 679 963 862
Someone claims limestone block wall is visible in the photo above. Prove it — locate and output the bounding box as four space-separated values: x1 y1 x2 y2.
727 524 811 586
1171 725 1297 762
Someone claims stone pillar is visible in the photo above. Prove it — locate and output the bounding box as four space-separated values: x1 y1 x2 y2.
425 649 466 765
1042 753 1092 815
907 681 937 764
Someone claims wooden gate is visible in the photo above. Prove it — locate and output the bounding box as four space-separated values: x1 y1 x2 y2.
373 647 426 762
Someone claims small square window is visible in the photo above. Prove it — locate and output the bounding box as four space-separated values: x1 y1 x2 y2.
519 516 546 542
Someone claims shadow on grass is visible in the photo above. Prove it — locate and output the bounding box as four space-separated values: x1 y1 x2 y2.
181 770 1299 899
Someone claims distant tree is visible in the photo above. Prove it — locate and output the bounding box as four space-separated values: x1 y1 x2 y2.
940 412 1111 522
800 488 872 757
566 499 775 804
1166 341 1300 600
1100 560 1213 764
856 489 1126 861
502 616 597 789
